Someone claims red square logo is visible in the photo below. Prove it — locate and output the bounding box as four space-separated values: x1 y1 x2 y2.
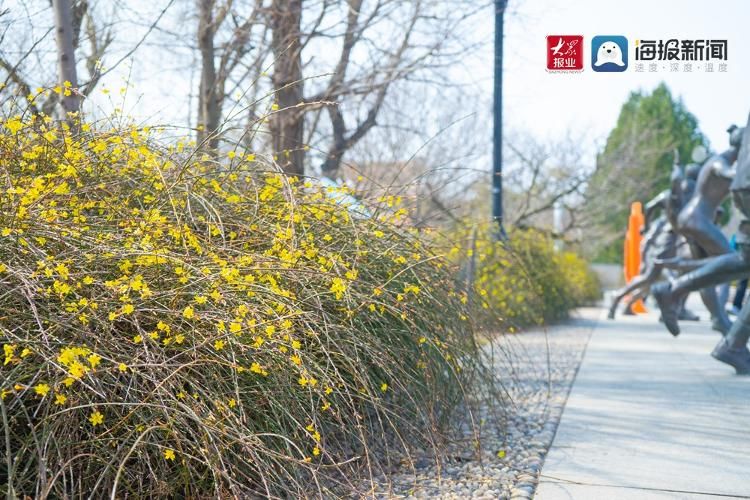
546 35 584 71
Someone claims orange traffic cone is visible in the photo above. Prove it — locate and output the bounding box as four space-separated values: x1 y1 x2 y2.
624 202 647 313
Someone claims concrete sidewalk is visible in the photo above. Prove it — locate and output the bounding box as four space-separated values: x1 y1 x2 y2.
536 305 750 499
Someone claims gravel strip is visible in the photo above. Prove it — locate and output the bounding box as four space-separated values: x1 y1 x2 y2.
355 307 599 499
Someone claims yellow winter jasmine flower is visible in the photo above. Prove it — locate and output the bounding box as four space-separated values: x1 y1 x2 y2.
87 353 102 369
118 363 128 372
4 344 16 365
122 303 134 314
164 448 176 460
34 383 50 397
4 116 23 134
380 383 388 393
183 306 195 319
330 277 347 300
214 339 225 350
89 410 104 426
54 393 67 405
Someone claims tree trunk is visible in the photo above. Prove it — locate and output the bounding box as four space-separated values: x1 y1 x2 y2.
270 0 304 176
52 0 80 117
197 0 221 151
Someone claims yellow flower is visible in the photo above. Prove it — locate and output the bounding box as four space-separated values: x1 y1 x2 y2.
164 448 176 461
4 344 16 365
133 334 143 344
4 116 24 134
87 353 102 369
34 383 50 397
183 306 195 320
118 362 128 372
312 446 320 456
54 393 67 405
330 277 347 300
380 383 388 393
228 398 237 408
89 410 104 426
194 295 208 304
214 339 225 350
122 303 135 314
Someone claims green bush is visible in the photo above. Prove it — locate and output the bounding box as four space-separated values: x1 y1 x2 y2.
0 117 491 498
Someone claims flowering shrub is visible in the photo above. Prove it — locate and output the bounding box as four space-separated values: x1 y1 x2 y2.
453 226 600 327
0 117 489 497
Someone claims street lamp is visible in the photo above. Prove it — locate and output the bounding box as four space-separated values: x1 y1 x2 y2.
492 0 508 241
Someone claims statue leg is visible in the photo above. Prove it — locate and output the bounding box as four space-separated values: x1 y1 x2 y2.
711 195 750 374
712 301 750 374
698 286 731 334
624 287 649 315
732 278 748 309
608 266 657 319
688 243 732 335
651 252 749 336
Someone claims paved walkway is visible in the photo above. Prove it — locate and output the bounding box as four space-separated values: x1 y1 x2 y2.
536 303 750 499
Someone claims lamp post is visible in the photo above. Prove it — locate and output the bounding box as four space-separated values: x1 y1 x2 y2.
492 0 508 241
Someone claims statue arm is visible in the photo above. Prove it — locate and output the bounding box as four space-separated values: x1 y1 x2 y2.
644 190 668 231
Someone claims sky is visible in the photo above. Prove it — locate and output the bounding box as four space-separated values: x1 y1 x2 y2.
475 0 750 155
18 0 745 164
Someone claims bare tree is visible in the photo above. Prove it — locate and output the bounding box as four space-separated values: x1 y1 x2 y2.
191 0 269 151
52 0 80 115
0 0 114 117
269 0 304 174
